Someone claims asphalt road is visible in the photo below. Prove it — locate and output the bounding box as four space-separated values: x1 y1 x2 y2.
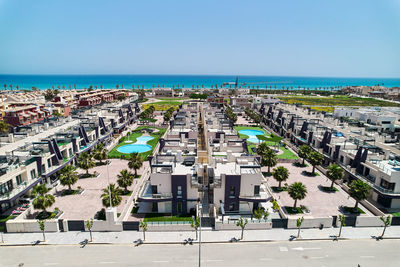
0 239 397 267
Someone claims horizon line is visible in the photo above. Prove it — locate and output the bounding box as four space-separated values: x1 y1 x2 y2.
1 73 400 80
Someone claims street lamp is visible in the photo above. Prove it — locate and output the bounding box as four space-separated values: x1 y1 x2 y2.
198 201 202 267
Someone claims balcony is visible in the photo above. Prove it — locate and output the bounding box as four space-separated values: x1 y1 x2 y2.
0 177 40 202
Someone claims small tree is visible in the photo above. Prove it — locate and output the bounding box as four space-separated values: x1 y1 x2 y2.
101 184 123 207
37 220 46 242
128 153 143 177
93 143 108 165
380 215 391 238
298 145 311 166
117 169 134 193
236 217 248 240
272 166 289 189
59 165 79 192
296 216 304 238
338 214 346 237
326 164 343 189
190 216 200 240
86 218 94 242
253 207 264 222
140 220 148 241
263 209 270 221
259 146 277 173
288 182 307 209
307 151 323 175
348 180 371 212
78 152 95 176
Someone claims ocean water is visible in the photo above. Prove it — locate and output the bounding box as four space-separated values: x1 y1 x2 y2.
0 75 400 90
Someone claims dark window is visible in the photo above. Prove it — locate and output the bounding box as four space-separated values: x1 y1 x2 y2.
229 203 235 211
229 186 235 198
254 185 260 196
152 202 158 212
30 169 36 179
177 202 183 213
340 155 344 163
151 185 158 194
177 186 182 198
0 180 13 196
16 175 23 185
380 179 395 191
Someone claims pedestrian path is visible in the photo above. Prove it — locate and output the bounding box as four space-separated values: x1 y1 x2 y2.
2 226 400 246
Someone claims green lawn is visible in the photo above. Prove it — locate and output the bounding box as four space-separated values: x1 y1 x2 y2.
143 213 192 222
236 126 298 160
278 95 400 108
108 126 166 160
392 211 400 217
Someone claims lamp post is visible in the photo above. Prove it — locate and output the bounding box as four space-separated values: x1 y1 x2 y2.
198 202 202 267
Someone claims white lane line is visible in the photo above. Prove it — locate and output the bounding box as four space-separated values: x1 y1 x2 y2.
153 261 169 263
279 246 288 252
360 256 375 258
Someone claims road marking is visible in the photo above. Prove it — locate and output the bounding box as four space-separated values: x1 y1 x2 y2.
279 246 288 252
153 261 169 263
206 259 223 262
98 262 117 264
360 256 375 258
292 247 321 251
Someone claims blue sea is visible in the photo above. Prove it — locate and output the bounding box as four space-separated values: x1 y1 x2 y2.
1 75 400 90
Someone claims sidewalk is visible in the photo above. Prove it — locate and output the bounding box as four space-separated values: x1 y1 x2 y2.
2 226 400 246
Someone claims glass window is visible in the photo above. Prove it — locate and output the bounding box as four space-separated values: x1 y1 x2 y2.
30 169 36 179
0 180 13 196
16 175 23 185
177 186 182 197
177 202 182 213
254 185 260 196
229 186 235 198
380 179 395 191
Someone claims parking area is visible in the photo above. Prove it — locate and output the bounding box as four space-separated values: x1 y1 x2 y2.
42 159 148 220
264 162 372 218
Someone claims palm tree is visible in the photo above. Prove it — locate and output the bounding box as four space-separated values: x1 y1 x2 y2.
298 145 311 166
296 216 304 238
379 215 391 238
260 147 277 174
308 151 323 175
59 165 79 192
86 218 94 242
0 120 11 134
338 214 346 237
272 166 289 189
31 184 49 198
101 183 123 207
348 180 371 212
33 194 55 213
117 169 134 193
93 143 108 165
77 152 95 176
236 217 248 240
326 164 343 189
288 182 307 209
128 153 143 177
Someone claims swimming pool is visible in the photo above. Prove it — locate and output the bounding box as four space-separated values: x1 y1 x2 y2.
238 129 265 143
117 135 155 154
117 144 152 153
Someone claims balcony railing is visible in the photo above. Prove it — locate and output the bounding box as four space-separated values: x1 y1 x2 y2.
0 177 38 201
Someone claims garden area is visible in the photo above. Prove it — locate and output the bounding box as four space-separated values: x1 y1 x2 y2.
108 126 166 160
142 100 182 111
143 213 192 222
278 95 400 113
235 126 298 160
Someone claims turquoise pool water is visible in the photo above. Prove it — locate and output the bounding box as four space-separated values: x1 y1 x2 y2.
239 129 265 143
117 135 155 153
117 144 152 153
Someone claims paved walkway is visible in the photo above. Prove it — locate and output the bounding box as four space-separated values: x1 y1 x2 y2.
2 226 400 245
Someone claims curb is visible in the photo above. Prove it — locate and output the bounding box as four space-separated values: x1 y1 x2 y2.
2 236 400 246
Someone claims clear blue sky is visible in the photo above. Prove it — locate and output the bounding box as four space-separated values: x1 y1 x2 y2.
0 0 399 77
